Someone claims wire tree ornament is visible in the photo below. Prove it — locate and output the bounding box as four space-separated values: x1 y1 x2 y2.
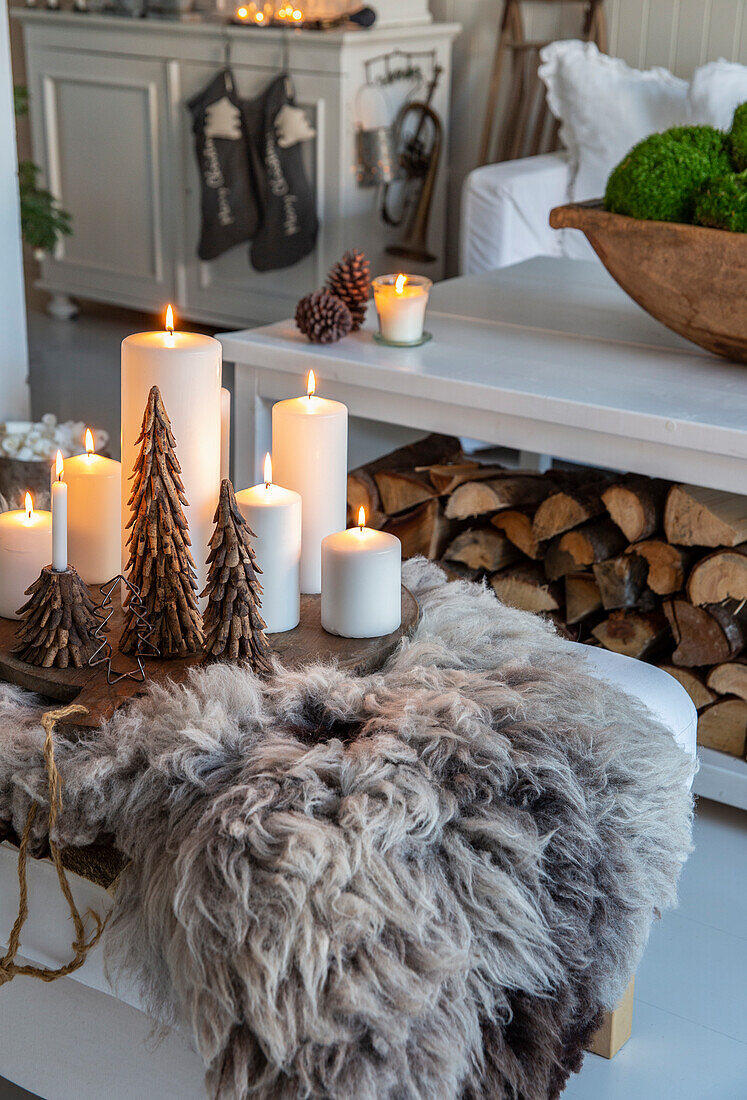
88 575 159 685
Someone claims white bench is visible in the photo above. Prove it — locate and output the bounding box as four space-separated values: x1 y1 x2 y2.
0 644 696 1098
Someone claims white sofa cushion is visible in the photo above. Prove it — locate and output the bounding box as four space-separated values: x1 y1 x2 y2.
538 40 689 204
689 58 747 129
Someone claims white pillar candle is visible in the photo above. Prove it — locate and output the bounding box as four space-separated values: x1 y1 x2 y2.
0 494 52 619
121 306 222 599
372 274 431 344
220 387 231 483
235 454 302 633
321 508 401 638
51 451 67 573
65 429 121 585
272 371 348 594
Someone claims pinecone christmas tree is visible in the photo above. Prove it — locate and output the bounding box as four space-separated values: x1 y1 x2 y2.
326 248 370 331
295 289 352 344
121 385 204 658
201 478 273 672
13 564 98 669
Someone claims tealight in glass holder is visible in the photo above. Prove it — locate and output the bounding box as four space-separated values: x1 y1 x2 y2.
372 274 432 347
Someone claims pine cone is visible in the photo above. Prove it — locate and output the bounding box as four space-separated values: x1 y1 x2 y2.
295 290 352 344
326 249 370 331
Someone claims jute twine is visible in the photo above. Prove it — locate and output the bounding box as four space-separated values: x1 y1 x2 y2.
0 703 110 986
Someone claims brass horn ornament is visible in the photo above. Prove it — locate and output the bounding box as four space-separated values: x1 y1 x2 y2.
381 64 443 264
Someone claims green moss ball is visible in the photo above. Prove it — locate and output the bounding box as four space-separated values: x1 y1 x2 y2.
729 102 747 171
694 172 747 232
604 126 732 223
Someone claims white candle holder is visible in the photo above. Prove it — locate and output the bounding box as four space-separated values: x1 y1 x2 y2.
372 274 432 347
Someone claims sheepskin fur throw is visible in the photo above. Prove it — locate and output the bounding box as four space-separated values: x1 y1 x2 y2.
0 558 694 1100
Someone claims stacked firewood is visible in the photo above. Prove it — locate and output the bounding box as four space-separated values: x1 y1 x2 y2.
348 435 747 761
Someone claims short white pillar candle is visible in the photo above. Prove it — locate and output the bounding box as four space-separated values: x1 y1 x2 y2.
235 454 302 634
272 371 348 594
321 508 401 639
65 429 121 585
372 273 431 344
0 494 52 619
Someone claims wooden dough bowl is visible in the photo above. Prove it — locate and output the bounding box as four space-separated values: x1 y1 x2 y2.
0 587 418 735
550 201 747 363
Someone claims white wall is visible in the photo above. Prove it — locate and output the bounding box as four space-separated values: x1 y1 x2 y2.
432 0 747 271
0 0 29 419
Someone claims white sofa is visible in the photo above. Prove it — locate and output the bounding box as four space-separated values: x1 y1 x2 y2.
460 151 594 277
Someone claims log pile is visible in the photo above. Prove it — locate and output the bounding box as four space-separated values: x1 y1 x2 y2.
348 436 747 761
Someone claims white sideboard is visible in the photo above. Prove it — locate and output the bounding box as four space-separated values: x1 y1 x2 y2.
13 11 459 326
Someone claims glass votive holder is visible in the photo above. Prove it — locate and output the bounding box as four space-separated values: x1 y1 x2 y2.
372 274 432 347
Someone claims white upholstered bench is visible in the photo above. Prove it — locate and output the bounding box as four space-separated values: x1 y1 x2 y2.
0 647 696 1099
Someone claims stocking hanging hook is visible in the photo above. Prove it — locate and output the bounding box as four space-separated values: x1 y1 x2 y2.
223 35 233 92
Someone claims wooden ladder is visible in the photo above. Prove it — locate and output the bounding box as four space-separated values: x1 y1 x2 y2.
478 0 607 166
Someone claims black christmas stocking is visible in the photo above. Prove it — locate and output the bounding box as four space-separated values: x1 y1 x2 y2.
188 69 259 262
243 75 319 272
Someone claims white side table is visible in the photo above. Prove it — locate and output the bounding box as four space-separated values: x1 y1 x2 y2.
220 258 747 493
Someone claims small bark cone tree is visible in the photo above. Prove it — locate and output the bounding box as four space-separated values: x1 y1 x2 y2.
121 385 204 658
201 478 273 673
13 564 98 668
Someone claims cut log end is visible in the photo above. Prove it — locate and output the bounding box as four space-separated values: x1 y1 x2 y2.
592 611 669 660
706 661 747 703
664 484 747 548
491 563 561 613
697 697 747 757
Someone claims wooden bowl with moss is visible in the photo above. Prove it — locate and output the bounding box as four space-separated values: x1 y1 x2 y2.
550 200 747 363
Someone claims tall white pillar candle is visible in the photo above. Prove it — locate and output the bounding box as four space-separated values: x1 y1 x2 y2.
321 509 401 638
66 429 122 585
272 372 348 594
121 307 222 598
220 387 231 483
51 451 67 573
0 495 52 619
235 454 302 633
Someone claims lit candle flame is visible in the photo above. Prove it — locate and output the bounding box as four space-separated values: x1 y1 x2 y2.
307 369 316 398
264 452 272 488
237 5 248 16
292 8 303 20
255 10 264 20
25 492 33 521
165 304 174 336
395 273 407 295
55 450 64 482
358 506 366 529
85 428 94 456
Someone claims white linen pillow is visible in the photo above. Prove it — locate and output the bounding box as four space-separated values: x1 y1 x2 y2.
689 59 747 129
538 40 689 203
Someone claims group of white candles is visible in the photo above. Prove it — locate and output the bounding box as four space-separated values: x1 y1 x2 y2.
236 370 401 638
0 299 411 640
0 433 121 618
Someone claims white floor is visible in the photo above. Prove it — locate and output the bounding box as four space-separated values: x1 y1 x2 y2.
1 797 745 1100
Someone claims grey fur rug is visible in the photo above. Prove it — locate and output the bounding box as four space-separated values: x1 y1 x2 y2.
0 558 694 1100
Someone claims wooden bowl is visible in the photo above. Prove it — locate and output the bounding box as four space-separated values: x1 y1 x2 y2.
550 201 747 363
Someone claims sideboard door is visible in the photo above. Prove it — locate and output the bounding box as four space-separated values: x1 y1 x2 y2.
176 61 336 326
27 49 174 311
